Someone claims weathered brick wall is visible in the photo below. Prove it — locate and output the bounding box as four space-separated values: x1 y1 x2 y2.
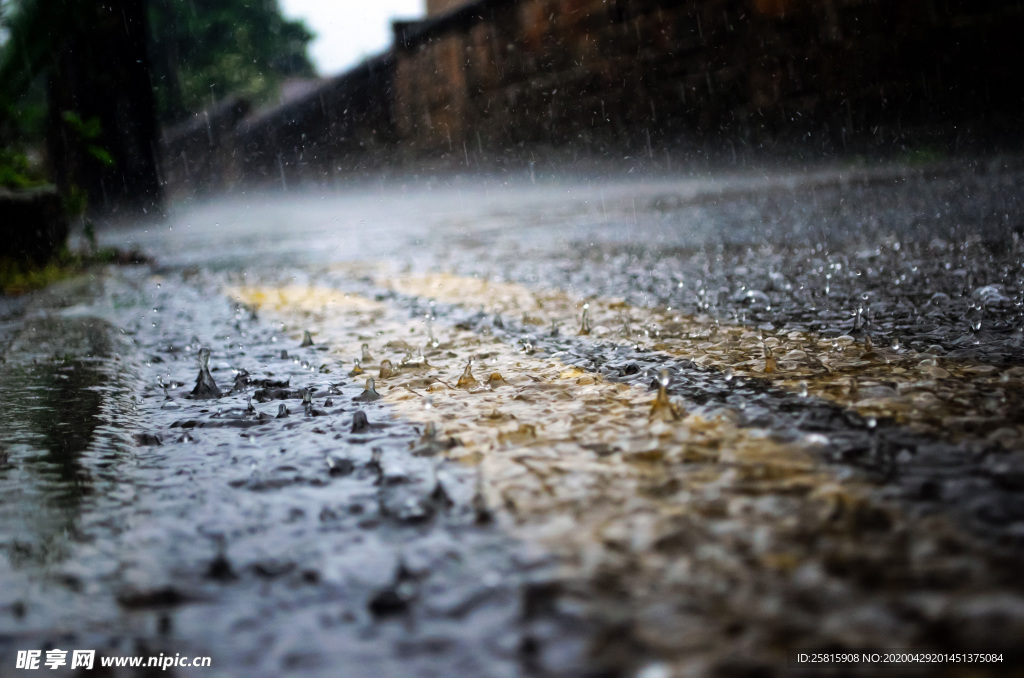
161 0 1023 194
392 0 1024 158
427 0 475 17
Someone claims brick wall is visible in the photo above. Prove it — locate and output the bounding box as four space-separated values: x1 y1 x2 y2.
161 0 1024 194
427 0 474 17
392 0 1024 158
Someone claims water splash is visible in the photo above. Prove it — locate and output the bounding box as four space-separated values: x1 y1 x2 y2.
348 359 364 376
649 368 682 422
351 410 369 432
379 359 397 379
456 359 477 389
578 303 592 336
361 343 374 363
300 330 315 347
189 347 222 399
354 377 381 402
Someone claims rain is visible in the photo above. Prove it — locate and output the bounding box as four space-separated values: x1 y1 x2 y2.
1 0 1023 676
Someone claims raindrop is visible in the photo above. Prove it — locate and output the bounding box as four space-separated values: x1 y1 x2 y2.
649 368 682 422
422 421 438 440
578 303 592 336
797 381 809 398
457 359 478 389
423 315 440 348
763 344 777 374
354 378 381 402
351 410 369 433
189 347 222 399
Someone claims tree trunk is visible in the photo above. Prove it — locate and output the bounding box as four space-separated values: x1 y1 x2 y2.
47 0 163 222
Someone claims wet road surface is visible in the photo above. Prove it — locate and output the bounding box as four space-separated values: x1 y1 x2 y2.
2 157 1024 676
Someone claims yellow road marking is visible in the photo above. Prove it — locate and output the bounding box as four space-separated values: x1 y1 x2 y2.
382 272 1024 450
228 279 1019 669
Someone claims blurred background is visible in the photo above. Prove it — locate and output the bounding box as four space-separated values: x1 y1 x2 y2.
0 0 1023 255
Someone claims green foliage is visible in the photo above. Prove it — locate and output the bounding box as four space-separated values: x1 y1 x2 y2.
147 0 316 123
0 255 74 295
0 244 143 295
2 0 315 129
60 111 115 167
0 147 42 188
62 184 88 219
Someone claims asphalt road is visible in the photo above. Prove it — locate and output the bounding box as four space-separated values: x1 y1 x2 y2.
2 157 1023 677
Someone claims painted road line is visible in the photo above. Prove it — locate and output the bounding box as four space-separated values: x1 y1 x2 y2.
228 281 1023 672
379 271 1024 451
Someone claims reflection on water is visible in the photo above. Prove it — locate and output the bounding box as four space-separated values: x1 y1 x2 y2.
0 316 117 568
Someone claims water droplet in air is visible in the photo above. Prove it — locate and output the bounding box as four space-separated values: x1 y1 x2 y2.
797 381 809 398
723 368 734 381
